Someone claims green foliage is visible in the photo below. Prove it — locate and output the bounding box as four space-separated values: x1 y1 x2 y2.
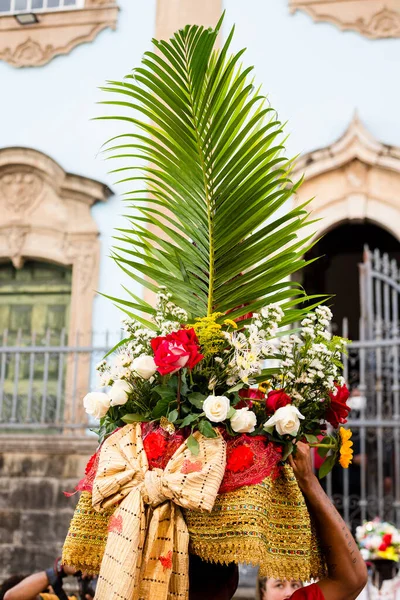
98 15 316 325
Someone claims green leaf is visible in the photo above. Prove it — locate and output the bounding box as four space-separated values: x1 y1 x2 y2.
180 413 201 427
153 385 176 401
99 17 317 324
318 454 337 479
152 397 172 419
168 409 179 423
188 392 206 409
304 434 319 445
198 420 218 438
187 434 200 456
122 413 149 424
282 442 294 461
227 407 236 419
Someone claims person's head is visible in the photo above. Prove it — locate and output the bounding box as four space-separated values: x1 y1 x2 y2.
257 577 303 600
0 575 26 600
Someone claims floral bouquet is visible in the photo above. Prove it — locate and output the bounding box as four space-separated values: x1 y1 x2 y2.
356 519 400 563
63 15 352 597
84 295 352 478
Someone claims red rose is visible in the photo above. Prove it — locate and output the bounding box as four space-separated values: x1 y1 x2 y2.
236 388 265 409
239 388 265 400
226 445 255 473
265 389 292 414
382 533 393 546
326 384 350 428
151 328 204 376
143 431 167 460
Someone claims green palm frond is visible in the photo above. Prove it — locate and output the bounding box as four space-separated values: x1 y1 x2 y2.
98 15 318 325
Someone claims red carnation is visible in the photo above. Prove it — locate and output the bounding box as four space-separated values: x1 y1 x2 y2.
382 533 393 546
265 389 292 414
226 445 254 473
143 431 167 461
326 384 350 429
151 328 204 376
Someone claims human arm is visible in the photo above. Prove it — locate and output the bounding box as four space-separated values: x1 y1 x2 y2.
3 565 76 600
288 442 368 600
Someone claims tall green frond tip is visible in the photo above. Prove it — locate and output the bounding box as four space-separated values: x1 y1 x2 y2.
99 13 318 325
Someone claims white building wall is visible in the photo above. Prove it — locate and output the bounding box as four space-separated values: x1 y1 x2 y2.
1 0 400 334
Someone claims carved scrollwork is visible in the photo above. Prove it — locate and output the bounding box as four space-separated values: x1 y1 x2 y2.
289 1 400 39
0 171 43 216
0 2 119 68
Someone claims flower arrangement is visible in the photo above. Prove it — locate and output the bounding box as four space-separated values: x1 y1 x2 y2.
356 519 400 562
84 292 351 476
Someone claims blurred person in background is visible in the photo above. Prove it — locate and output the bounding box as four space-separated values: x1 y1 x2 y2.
0 560 94 600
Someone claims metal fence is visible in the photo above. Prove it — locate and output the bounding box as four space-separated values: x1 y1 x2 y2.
0 327 399 531
0 329 121 432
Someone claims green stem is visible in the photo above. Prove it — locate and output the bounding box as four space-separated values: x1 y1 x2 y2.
309 443 336 449
182 37 214 316
177 372 182 416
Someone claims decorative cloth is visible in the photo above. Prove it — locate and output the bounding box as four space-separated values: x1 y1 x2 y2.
62 490 113 574
91 423 226 600
184 464 326 581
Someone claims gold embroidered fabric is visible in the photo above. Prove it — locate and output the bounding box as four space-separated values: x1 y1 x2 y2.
62 491 113 574
184 464 326 581
91 423 226 600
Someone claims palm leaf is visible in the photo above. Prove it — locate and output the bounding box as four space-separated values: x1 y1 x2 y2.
98 15 317 323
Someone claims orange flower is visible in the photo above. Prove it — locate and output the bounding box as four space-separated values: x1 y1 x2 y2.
339 427 353 468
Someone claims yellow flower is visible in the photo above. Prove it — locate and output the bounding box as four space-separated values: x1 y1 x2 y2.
258 380 271 393
339 427 353 468
378 546 399 562
191 313 226 356
223 319 238 329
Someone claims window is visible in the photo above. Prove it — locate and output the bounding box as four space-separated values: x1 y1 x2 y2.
0 0 84 13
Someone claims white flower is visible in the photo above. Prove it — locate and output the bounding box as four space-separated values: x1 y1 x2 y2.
360 548 370 561
230 407 257 433
264 405 305 436
132 355 157 379
203 395 230 423
83 391 110 419
109 379 132 406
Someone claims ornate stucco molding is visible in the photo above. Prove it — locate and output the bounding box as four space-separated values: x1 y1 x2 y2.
289 0 400 39
292 113 400 242
0 1 119 67
0 147 112 428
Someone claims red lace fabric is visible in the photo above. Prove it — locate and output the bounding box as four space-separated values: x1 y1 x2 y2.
141 422 188 470
68 425 282 497
218 433 282 494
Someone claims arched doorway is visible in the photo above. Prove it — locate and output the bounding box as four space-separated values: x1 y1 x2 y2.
303 222 400 340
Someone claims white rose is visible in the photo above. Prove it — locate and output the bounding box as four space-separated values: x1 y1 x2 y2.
203 395 230 423
109 379 131 406
230 407 257 433
132 355 157 379
264 404 305 436
83 392 110 419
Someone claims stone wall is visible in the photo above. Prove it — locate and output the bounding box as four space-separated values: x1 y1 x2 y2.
0 434 256 597
0 434 96 580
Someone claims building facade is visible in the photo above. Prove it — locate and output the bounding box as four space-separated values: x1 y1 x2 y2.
1 0 400 591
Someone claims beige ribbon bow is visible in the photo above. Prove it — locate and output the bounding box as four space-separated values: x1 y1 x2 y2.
92 423 226 600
